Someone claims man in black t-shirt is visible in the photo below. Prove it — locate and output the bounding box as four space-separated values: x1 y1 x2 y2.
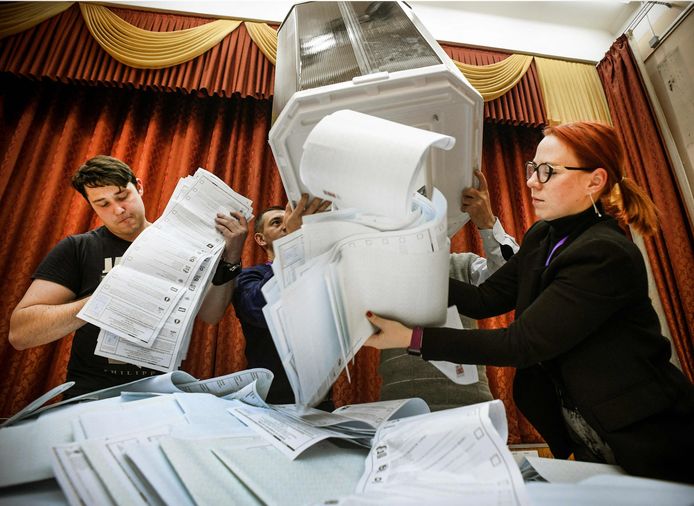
9 156 248 397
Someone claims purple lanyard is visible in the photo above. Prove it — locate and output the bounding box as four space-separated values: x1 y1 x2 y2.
545 236 568 267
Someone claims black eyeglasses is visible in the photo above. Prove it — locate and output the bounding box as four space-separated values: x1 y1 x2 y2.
525 161 595 183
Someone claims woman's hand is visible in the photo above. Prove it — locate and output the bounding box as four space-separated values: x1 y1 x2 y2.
363 311 413 349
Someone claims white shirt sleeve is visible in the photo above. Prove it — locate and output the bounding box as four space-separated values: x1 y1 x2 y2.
468 217 519 286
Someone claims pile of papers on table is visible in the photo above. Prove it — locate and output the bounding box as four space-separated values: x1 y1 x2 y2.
3 379 693 506
0 375 533 506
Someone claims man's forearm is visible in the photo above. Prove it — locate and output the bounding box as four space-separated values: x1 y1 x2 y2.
197 281 235 324
9 298 89 350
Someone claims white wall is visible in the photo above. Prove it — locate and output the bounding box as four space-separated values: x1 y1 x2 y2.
111 1 639 62
409 2 623 62
642 8 694 220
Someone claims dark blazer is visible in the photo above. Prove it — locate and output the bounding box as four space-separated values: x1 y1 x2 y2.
422 214 694 483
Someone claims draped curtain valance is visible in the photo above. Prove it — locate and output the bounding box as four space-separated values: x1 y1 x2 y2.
0 1 72 38
442 44 546 127
0 2 533 101
0 3 277 99
0 2 611 126
79 3 242 69
454 54 532 102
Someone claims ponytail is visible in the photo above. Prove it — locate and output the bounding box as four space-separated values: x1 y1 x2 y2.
604 177 659 236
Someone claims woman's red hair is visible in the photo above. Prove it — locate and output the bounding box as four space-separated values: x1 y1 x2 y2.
544 121 658 236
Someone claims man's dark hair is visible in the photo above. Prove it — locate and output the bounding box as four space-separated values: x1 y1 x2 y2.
254 206 285 234
71 155 137 201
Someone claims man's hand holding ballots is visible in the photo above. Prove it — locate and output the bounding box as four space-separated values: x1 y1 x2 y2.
77 168 253 372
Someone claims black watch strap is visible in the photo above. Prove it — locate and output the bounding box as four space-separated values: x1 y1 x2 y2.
212 260 242 286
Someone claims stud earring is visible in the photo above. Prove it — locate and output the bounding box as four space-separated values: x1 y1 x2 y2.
589 193 602 217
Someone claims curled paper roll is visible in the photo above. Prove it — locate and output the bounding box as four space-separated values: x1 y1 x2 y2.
300 110 455 222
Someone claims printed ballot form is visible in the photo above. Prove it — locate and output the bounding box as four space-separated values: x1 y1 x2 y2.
262 110 470 407
0 369 274 491
227 397 531 505
77 168 253 372
228 398 430 460
354 400 530 506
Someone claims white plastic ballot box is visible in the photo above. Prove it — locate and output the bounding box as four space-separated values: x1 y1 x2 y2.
269 1 484 236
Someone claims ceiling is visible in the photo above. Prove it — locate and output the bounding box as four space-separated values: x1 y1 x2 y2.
117 1 642 34
411 1 642 35
113 0 650 60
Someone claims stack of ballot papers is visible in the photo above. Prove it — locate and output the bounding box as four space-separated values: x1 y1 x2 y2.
519 456 694 506
4 386 693 506
262 110 456 407
519 456 627 483
524 474 694 506
326 400 531 505
76 168 253 372
0 369 274 428
2 385 525 506
228 397 430 459
0 369 273 489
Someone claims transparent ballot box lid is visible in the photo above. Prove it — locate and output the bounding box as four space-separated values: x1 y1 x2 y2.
269 1 484 236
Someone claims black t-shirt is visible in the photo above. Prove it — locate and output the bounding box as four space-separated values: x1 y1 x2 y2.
33 226 160 397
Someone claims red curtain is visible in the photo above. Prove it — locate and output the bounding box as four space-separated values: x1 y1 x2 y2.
597 35 694 381
0 4 275 99
0 73 284 416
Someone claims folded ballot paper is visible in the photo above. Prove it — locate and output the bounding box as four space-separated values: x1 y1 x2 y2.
0 369 273 489
228 397 430 460
228 398 531 505
77 168 253 372
263 110 454 407
332 400 531 506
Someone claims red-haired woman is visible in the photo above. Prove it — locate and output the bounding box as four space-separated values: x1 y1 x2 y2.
365 121 694 483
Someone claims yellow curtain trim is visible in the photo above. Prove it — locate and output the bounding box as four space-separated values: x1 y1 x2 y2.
454 54 533 102
0 1 74 40
245 21 277 65
534 56 612 126
0 3 534 103
79 3 241 69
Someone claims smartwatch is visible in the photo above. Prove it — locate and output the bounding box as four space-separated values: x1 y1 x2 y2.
406 326 424 356
212 260 242 286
